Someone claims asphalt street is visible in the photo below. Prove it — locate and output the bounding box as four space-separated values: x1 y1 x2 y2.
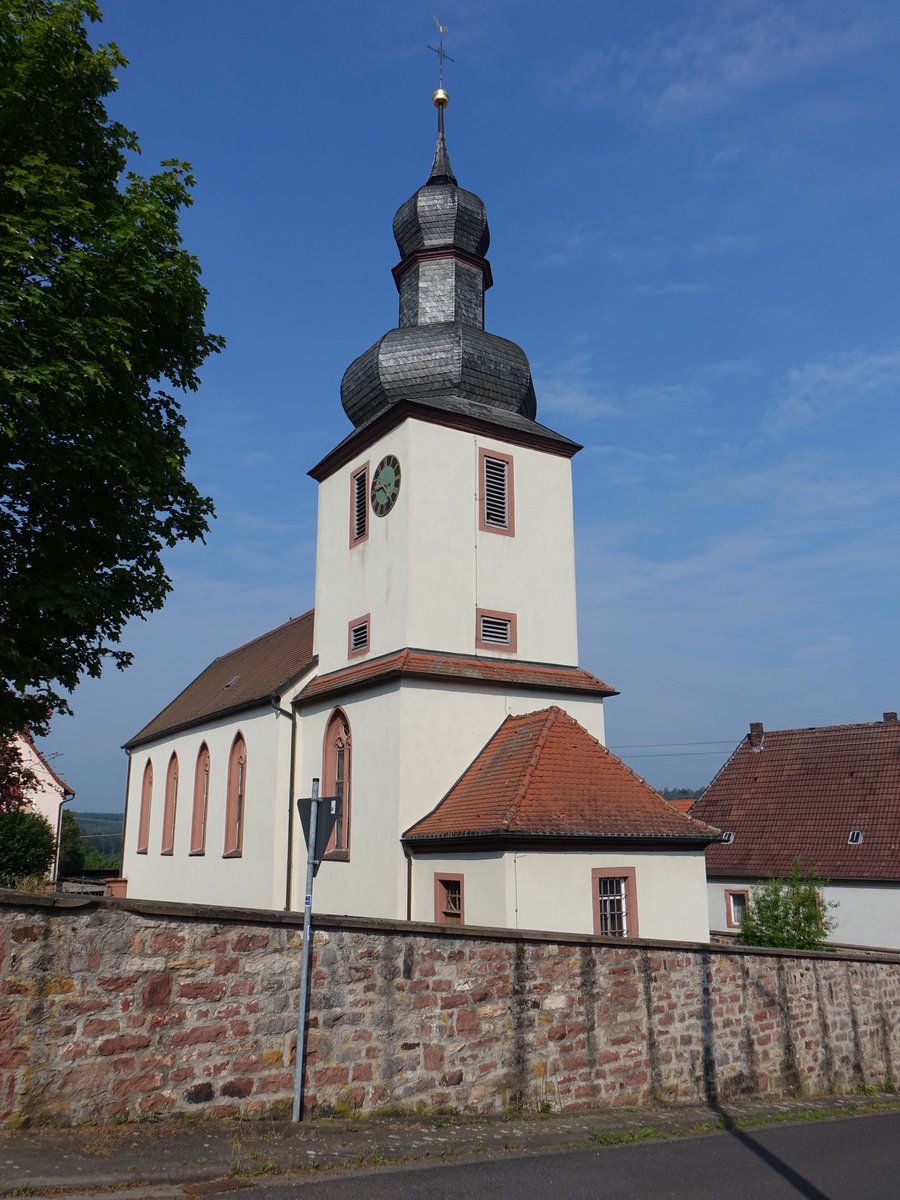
243 1112 900 1199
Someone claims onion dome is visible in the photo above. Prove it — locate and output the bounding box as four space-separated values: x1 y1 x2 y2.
340 91 537 429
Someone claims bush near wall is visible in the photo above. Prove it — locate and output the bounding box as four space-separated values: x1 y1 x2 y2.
1 891 899 1127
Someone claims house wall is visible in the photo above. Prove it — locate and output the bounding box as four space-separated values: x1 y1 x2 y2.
121 703 296 912
17 738 68 880
312 417 579 676
414 848 710 941
2 892 899 1127
708 879 900 950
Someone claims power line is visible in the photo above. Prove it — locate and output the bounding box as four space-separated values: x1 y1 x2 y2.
611 739 735 749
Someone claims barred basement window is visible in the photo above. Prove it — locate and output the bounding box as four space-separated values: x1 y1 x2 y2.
476 608 517 653
348 614 370 658
435 874 464 925
479 449 515 537
591 867 638 938
349 462 369 546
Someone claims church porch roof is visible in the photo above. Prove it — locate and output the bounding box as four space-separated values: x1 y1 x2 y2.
403 706 719 847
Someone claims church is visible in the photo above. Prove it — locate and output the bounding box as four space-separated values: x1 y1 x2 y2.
118 86 717 941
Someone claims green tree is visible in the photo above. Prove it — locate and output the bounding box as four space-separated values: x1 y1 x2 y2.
57 807 85 876
740 859 837 951
0 0 223 738
0 808 55 887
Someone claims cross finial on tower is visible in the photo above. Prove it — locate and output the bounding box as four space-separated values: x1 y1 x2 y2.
428 15 454 108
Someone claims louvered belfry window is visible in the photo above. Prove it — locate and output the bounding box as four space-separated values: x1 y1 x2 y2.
480 613 511 645
348 614 370 657
350 463 368 545
479 448 514 536
483 456 508 528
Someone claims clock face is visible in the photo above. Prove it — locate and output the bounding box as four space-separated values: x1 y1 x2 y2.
370 454 401 517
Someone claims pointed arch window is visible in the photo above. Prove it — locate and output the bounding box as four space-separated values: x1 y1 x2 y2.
190 743 210 855
161 753 179 854
224 733 247 857
137 760 153 854
322 709 351 861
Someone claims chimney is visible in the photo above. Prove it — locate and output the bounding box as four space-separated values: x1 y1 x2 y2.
749 722 764 749
884 712 898 724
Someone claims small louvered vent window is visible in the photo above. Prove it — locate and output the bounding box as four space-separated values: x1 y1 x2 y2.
479 614 511 646
351 467 368 543
483 455 509 530
348 616 369 657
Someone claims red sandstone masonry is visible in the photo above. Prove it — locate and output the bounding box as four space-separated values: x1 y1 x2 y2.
1 892 899 1126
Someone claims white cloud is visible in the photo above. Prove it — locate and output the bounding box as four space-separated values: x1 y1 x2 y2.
770 348 900 434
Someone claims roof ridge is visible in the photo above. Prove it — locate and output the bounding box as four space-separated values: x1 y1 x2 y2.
210 609 314 664
750 719 894 737
501 707 560 831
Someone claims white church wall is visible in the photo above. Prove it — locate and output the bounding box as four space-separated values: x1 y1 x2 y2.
312 417 579 676
122 705 291 911
410 847 710 941
294 685 403 921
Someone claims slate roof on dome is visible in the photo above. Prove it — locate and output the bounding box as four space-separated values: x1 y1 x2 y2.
404 707 719 845
693 716 900 882
339 95 546 433
125 611 315 748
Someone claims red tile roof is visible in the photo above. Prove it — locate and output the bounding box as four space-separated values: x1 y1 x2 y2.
126 611 315 748
404 707 719 844
693 717 900 881
299 649 616 705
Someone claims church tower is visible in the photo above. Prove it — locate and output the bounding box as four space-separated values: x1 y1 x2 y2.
309 91 581 677
298 87 614 921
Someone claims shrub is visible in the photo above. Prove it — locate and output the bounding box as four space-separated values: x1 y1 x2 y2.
0 809 56 887
741 859 837 951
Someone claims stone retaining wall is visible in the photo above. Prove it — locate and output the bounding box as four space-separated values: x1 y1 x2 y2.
1 892 899 1126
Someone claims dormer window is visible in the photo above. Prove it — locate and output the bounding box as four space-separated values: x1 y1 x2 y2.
848 830 863 845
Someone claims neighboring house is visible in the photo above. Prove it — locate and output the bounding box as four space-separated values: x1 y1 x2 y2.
16 733 74 882
118 96 718 939
691 715 900 949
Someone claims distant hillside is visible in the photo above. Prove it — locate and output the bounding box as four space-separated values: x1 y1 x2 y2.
72 810 124 860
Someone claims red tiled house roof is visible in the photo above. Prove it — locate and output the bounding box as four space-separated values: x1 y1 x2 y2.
404 707 719 847
126 611 316 748
692 715 900 881
299 650 616 705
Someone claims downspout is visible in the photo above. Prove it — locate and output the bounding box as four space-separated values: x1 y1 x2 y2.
403 842 413 921
273 695 299 911
118 753 133 881
53 791 71 886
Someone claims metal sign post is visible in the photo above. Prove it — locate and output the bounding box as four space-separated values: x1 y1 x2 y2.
291 779 342 1122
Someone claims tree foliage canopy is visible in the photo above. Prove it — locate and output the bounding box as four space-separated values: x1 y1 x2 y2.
57 807 84 875
740 859 837 951
0 0 223 737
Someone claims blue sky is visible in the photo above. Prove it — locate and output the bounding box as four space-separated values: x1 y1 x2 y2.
41 0 900 810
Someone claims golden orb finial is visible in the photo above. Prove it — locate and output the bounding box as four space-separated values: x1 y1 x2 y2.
432 87 449 109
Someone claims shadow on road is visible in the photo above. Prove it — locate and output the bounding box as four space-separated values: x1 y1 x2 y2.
699 951 832 1200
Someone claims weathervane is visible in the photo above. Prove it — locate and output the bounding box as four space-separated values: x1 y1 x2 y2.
428 15 453 108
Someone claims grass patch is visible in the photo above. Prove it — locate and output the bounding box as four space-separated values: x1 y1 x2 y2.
590 1126 670 1147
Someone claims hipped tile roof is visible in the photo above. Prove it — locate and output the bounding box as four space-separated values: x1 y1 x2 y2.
693 717 900 881
404 706 719 844
126 611 315 748
299 650 616 704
